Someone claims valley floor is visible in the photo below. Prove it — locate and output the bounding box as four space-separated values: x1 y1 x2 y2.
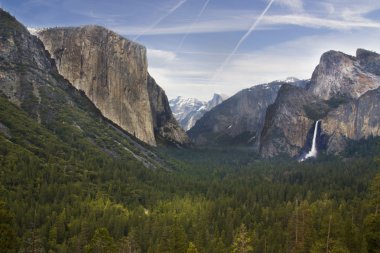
1 128 380 252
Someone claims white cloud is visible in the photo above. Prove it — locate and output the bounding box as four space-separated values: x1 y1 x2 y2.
271 0 304 12
261 14 380 30
148 48 177 62
112 9 380 36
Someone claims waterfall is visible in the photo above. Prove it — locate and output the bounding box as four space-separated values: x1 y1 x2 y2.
300 120 320 162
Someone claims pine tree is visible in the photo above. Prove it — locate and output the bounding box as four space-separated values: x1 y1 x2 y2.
186 242 199 253
85 228 115 253
173 223 187 253
231 224 253 253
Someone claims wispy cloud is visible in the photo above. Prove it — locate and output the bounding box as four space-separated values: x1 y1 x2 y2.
212 0 275 81
262 14 380 30
134 0 188 41
177 0 211 51
113 10 380 36
272 0 304 12
148 48 177 62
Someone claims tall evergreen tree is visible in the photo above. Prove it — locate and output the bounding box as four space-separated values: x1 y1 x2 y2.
186 242 199 253
231 224 253 253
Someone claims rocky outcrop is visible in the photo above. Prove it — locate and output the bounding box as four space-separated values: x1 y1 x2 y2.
322 87 380 153
37 26 188 146
147 74 190 144
260 84 319 157
188 82 281 147
308 50 380 100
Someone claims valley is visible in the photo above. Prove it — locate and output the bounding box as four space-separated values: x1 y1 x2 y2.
0 5 379 253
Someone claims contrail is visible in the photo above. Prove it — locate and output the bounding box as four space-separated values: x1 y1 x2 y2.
134 0 188 41
211 0 275 81
177 0 211 51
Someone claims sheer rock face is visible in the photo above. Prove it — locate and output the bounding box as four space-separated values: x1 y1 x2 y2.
147 74 190 145
308 49 380 100
259 84 318 157
37 26 156 145
188 83 281 148
322 87 380 153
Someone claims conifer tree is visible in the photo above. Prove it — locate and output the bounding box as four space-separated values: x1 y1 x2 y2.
186 242 199 253
231 224 253 253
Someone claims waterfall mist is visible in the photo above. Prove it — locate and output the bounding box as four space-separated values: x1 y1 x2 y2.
299 120 320 162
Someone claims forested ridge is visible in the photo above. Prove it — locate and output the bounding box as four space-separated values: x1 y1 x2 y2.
0 95 379 253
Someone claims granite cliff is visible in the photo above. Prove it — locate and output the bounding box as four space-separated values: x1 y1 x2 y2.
259 84 319 157
308 50 380 100
322 87 380 153
37 26 188 146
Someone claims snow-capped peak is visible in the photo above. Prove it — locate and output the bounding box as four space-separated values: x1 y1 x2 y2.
275 77 300 83
27 27 45 36
169 93 228 131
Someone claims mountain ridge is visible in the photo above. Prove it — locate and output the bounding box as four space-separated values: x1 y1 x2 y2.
188 81 284 148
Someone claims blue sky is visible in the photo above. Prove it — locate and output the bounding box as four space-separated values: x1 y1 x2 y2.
2 0 380 100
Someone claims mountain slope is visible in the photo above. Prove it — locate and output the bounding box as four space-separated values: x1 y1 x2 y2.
188 82 282 147
36 25 188 146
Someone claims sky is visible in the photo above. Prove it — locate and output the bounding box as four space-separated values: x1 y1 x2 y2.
2 0 380 100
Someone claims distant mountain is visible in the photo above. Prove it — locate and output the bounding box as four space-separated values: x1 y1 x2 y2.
169 93 228 131
187 82 283 148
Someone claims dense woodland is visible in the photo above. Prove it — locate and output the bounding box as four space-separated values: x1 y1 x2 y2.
0 95 379 253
